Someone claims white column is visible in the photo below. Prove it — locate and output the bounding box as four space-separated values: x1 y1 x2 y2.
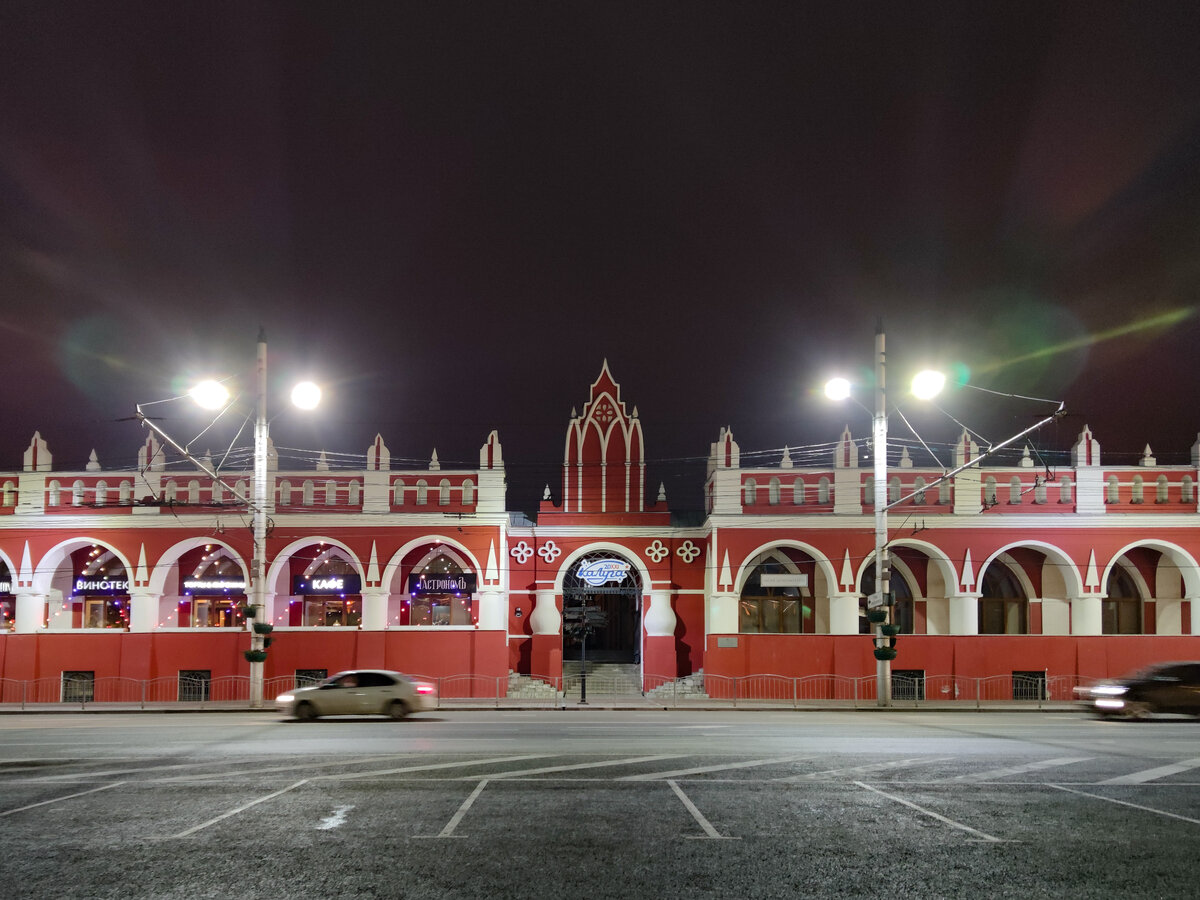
828 592 860 634
13 590 46 633
1190 598 1200 636
128 591 158 633
708 591 738 635
1071 595 1103 635
530 588 560 635
476 589 506 630
949 594 979 635
361 588 388 630
644 589 676 637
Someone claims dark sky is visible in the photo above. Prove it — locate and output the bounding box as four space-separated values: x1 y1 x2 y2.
3 2 1200 512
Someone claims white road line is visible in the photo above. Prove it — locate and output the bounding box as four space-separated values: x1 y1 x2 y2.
854 782 1009 843
461 754 685 780
316 805 355 830
170 779 309 838
619 754 815 781
1099 758 1200 785
667 780 737 840
776 756 952 782
325 754 555 781
0 781 125 817
1049 784 1200 825
943 756 1094 783
416 779 491 839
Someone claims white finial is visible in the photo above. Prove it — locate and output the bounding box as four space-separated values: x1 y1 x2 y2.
86 449 101 472
657 482 666 502
543 484 551 500
429 449 441 471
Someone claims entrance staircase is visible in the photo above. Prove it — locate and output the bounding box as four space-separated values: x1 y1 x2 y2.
561 661 643 700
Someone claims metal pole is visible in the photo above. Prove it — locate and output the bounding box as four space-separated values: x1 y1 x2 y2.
249 329 268 708
874 325 891 708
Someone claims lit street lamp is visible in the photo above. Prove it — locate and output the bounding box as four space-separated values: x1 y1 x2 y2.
138 328 320 708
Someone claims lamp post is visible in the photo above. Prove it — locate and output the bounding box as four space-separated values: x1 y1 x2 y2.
138 329 319 709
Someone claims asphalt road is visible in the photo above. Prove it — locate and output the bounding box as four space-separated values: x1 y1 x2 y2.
2 710 1198 899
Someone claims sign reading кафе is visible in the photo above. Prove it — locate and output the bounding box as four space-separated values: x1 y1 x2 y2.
292 574 363 595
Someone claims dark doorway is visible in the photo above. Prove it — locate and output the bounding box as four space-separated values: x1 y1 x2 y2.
563 589 640 662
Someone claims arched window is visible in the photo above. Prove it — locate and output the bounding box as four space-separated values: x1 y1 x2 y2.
2 481 15 506
278 480 292 506
73 480 86 506
792 478 804 505
462 479 475 505
439 479 451 506
738 550 812 634
860 564 916 634
818 477 831 504
348 481 361 505
163 481 178 503
120 481 133 505
984 477 997 506
743 479 756 505
416 480 428 505
1183 476 1194 503
768 478 781 505
48 480 61 506
1106 475 1119 504
862 477 873 506
913 477 926 505
1131 475 1144 504
1103 566 1142 634
888 476 901 504
938 479 952 505
94 481 108 507
978 564 1028 634
188 480 201 504
324 480 337 505
211 480 224 503
302 480 315 505
1009 477 1022 504
1156 475 1169 503
393 480 405 506
1059 476 1073 504
1034 479 1047 505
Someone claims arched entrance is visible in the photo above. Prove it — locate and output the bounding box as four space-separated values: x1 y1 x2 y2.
562 550 642 663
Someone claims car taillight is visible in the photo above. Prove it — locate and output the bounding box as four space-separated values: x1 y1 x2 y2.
415 683 435 695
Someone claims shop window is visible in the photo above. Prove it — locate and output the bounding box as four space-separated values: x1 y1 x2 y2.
1106 475 1119 504
84 598 126 629
62 671 95 703
409 553 475 626
462 479 475 505
978 565 1028 634
439 479 451 506
743 479 756 505
1059 476 1073 504
304 597 362 627
190 597 243 627
738 553 811 634
768 478 781 505
793 478 805 505
416 480 428 505
1103 566 1142 634
178 670 211 702
1156 475 1169 503
1131 475 1144 504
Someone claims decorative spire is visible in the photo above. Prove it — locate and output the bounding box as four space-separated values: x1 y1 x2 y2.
429 449 441 471
86 450 101 472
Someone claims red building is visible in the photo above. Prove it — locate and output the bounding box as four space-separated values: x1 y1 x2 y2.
1 363 1198 700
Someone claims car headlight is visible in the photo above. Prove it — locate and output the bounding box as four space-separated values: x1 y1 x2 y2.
276 692 295 703
1091 685 1128 697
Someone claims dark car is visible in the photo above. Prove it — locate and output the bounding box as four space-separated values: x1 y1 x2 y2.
1076 662 1200 719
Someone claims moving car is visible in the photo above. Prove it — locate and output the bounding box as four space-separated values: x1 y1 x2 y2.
276 669 437 720
1076 662 1200 719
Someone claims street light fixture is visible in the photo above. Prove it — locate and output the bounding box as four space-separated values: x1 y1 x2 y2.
138 329 320 708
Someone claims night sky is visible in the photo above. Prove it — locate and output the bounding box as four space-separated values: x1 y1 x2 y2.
3 2 1200 512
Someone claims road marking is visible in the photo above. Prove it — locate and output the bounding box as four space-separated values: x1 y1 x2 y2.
326 754 555 781
0 781 125 817
317 805 355 830
461 754 686 779
668 780 738 840
619 754 815 781
1049 784 1200 825
416 779 491 839
943 756 1094 783
1099 758 1200 785
776 757 951 782
170 779 309 838
854 782 1010 843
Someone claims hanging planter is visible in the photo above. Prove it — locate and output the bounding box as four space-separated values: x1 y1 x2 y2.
873 647 898 661
239 605 257 618
866 609 888 624
243 649 268 663
262 637 274 649
881 624 901 636
252 622 274 635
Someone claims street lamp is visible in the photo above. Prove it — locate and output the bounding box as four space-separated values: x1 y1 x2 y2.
825 325 944 707
139 329 320 708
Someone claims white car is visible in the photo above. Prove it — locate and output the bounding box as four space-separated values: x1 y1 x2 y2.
276 669 437 720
